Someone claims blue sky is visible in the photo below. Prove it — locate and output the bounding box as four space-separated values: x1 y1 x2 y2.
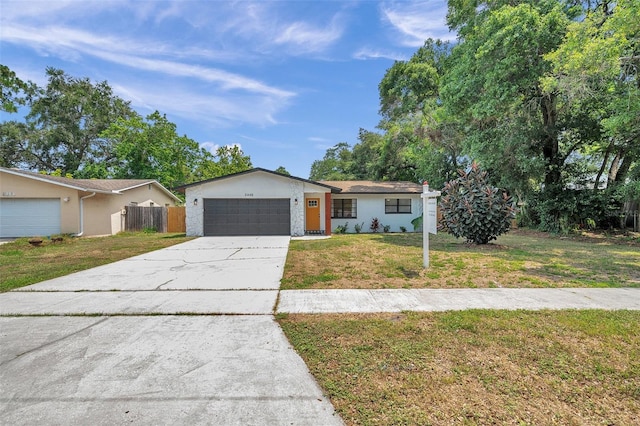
1 0 453 179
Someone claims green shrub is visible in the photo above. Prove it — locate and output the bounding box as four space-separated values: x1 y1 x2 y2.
400 226 407 233
411 215 423 231
354 222 364 233
533 185 621 233
440 162 516 244
383 224 391 233
334 222 349 234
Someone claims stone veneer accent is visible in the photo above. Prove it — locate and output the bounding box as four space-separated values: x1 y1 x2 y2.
289 180 305 236
186 187 204 236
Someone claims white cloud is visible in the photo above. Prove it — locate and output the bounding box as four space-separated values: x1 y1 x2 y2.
381 1 455 46
205 2 346 55
353 47 407 61
308 136 332 143
2 23 244 65
111 81 289 129
274 18 344 54
0 0 127 21
199 142 220 153
2 24 295 100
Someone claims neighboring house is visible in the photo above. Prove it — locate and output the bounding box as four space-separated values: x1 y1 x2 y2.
0 167 181 238
177 168 424 237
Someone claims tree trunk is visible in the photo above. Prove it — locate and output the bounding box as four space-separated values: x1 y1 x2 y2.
607 150 623 185
594 144 612 189
540 94 561 186
614 154 633 184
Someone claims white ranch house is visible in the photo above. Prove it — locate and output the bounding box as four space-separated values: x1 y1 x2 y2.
177 168 424 237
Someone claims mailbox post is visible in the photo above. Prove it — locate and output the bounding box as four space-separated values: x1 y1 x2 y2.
421 182 441 268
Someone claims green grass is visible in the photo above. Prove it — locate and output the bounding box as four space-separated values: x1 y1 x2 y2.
0 233 193 292
282 229 640 289
279 310 640 425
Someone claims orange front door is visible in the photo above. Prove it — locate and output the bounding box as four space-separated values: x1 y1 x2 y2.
305 198 320 231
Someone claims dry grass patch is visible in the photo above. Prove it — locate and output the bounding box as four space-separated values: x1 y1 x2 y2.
278 310 640 425
281 230 640 289
0 233 192 292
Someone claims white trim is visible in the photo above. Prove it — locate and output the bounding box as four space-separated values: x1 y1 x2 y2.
114 181 181 202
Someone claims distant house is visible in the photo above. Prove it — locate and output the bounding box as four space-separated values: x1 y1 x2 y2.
0 167 181 238
176 168 424 237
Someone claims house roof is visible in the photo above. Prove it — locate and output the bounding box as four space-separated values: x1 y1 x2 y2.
0 167 181 201
321 180 424 194
174 168 342 193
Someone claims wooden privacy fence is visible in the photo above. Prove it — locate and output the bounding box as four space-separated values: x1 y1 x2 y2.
167 206 186 233
124 206 186 233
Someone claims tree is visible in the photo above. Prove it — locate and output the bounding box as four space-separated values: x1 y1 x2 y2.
101 111 206 188
442 1 579 192
309 142 354 180
377 40 461 186
274 166 290 176
6 67 135 175
0 65 36 113
350 129 383 180
379 39 449 121
195 145 253 180
0 121 29 168
543 0 640 188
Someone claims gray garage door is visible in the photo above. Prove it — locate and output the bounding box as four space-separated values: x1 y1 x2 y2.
203 198 290 236
0 198 61 237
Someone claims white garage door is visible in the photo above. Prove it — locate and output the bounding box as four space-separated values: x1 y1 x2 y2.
0 198 61 237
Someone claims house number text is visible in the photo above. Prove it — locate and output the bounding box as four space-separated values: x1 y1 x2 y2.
244 193 254 197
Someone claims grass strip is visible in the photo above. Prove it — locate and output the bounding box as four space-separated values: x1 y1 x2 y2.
278 310 640 425
0 233 192 292
282 230 640 289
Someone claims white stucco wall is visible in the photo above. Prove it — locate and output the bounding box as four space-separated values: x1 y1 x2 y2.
331 194 423 233
184 171 330 236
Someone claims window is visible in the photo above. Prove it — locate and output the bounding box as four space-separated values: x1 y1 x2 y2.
307 199 318 208
332 199 357 218
385 198 411 214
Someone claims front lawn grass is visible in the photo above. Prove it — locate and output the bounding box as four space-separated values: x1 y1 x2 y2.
282 229 640 289
0 233 192 292
278 310 640 425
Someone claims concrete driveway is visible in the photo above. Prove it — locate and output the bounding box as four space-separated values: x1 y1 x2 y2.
0 237 343 425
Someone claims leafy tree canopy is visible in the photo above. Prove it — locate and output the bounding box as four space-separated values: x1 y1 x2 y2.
309 0 638 231
0 65 37 113
0 66 254 191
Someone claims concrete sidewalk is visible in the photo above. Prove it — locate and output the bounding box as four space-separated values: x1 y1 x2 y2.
277 287 640 313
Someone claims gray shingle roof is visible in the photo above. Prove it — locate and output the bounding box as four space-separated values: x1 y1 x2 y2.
320 180 423 194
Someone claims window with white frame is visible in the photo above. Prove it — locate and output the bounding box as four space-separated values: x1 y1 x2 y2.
385 198 411 214
332 199 357 218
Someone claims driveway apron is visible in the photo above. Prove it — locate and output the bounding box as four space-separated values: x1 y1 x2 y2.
0 236 343 425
